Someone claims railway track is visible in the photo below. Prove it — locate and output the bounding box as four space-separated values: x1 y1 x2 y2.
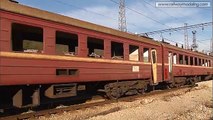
0 84 196 120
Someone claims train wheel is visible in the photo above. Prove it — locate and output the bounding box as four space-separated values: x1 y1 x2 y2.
167 83 175 89
188 78 197 86
105 85 122 99
104 80 149 99
137 86 147 94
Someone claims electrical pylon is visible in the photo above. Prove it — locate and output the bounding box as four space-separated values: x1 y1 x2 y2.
184 23 189 49
118 0 127 32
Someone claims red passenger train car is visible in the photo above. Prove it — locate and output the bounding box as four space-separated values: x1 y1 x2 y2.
0 0 212 110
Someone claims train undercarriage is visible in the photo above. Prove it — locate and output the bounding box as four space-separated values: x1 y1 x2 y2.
0 75 212 114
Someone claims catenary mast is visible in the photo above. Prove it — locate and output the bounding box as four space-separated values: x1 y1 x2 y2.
118 0 127 32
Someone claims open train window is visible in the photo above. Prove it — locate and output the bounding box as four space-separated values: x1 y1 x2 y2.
173 53 177 64
111 41 124 59
56 31 78 56
143 48 149 62
129 45 139 61
185 56 189 65
202 59 205 66
12 23 43 53
208 60 211 67
205 60 208 67
190 57 193 65
199 58 201 66
87 37 104 58
195 57 198 66
179 54 183 64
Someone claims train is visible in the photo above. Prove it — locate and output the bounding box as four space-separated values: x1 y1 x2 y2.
0 0 212 111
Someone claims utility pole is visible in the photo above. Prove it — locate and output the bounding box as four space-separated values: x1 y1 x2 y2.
191 30 198 51
118 0 127 32
184 23 189 49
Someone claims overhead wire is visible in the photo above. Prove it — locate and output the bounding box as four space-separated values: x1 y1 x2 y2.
20 0 210 51
109 0 170 28
109 0 195 42
109 0 194 45
138 0 211 47
162 37 183 45
139 0 212 44
140 0 186 23
55 0 210 50
111 0 211 48
50 0 138 28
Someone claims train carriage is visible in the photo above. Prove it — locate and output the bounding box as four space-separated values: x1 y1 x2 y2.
0 0 212 111
163 44 213 87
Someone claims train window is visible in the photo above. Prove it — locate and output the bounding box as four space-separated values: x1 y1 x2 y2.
207 60 209 67
199 58 201 66
190 57 193 65
129 45 139 61
205 60 208 67
56 31 78 56
208 60 211 67
12 23 43 53
111 41 124 59
173 53 177 64
185 56 189 65
202 59 205 66
195 57 198 66
143 48 149 62
179 54 183 64
87 37 104 58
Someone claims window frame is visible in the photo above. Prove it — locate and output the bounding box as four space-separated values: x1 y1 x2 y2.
11 22 44 53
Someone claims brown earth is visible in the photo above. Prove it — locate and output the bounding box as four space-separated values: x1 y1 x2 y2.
39 80 212 120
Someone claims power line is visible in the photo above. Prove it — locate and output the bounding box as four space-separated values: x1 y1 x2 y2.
109 0 196 45
54 0 117 20
140 0 204 49
162 37 184 46
141 22 212 48
51 0 138 28
36 0 211 51
56 0 210 51
109 0 170 28
140 0 185 23
141 22 212 36
154 33 210 47
197 39 212 42
109 0 210 50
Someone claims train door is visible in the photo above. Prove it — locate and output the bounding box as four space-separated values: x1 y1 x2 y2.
168 52 173 80
151 49 157 84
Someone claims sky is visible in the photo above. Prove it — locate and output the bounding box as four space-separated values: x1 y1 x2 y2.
15 0 212 52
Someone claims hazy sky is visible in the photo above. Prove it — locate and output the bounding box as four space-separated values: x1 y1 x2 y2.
16 0 212 52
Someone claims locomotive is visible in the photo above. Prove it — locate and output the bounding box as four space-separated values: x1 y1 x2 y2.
0 0 212 111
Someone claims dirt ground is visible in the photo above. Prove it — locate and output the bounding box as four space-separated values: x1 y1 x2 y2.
39 80 213 120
